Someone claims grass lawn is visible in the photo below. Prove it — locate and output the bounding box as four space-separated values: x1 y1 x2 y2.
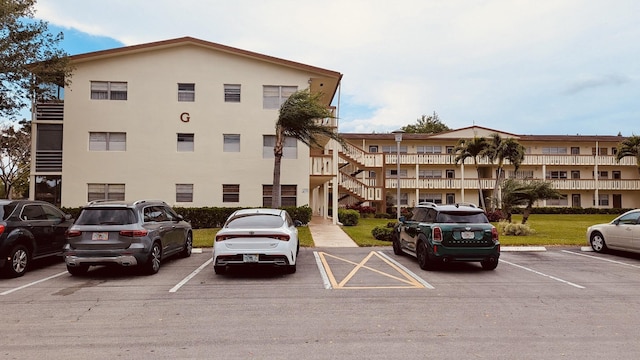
192 213 617 248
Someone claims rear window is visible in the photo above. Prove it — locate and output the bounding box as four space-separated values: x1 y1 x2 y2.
225 214 284 229
1 204 16 221
75 208 137 225
435 211 489 224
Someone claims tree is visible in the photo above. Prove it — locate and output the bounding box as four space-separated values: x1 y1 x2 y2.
401 111 450 134
616 135 640 173
501 179 563 224
453 136 489 209
0 119 31 198
1 0 72 120
484 133 526 211
271 89 344 208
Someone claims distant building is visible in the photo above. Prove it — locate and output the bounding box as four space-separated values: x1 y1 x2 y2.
30 37 640 216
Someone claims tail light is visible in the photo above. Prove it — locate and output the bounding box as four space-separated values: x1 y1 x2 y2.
492 227 499 242
432 227 442 242
65 230 82 238
0 224 5 236
216 234 290 242
119 230 148 237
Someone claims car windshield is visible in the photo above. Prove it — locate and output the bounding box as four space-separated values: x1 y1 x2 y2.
1 204 16 221
75 208 137 225
226 214 284 229
436 211 489 224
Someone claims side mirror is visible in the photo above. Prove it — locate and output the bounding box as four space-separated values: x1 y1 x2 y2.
294 220 303 227
64 214 72 221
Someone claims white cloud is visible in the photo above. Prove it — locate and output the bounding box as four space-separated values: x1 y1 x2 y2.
34 0 640 136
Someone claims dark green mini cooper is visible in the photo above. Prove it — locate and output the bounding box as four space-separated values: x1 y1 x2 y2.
392 202 500 270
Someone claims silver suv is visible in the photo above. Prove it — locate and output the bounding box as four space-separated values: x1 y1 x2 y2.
64 200 192 276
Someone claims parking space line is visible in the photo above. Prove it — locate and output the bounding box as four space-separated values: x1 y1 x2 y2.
1 271 69 296
169 258 212 293
500 259 585 289
561 250 640 269
376 251 434 289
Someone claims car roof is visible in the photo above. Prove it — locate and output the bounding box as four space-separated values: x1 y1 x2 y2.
83 199 167 208
231 208 284 216
415 202 485 213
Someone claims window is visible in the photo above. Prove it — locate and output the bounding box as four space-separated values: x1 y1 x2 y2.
446 146 455 154
542 147 567 154
446 193 455 204
367 171 376 178
547 196 568 206
223 184 240 202
223 134 240 152
387 169 408 178
611 147 618 155
446 169 455 178
571 170 580 179
263 85 297 109
263 135 297 159
594 194 609 206
177 133 194 152
382 145 408 154
34 175 62 206
35 124 63 172
89 132 126 151
400 192 409 206
176 184 193 202
593 171 608 179
417 146 442 154
571 147 580 155
419 170 442 178
419 193 443 204
87 184 125 202
224 84 241 102
592 147 608 156
91 81 127 100
613 171 621 179
263 185 297 207
369 145 378 153
178 83 195 102
547 171 567 179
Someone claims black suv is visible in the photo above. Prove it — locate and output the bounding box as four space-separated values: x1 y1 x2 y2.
64 200 192 275
392 202 500 270
0 200 74 277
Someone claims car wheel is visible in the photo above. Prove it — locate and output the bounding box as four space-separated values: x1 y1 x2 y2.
67 264 89 276
392 231 403 256
180 233 193 258
214 265 227 275
590 232 608 253
416 241 433 271
143 242 162 275
5 244 29 277
481 258 499 270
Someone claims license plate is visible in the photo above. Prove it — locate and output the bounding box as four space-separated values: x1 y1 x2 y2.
92 232 109 240
243 254 259 263
461 231 474 239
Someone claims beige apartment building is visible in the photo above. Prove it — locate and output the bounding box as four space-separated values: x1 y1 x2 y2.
30 37 640 216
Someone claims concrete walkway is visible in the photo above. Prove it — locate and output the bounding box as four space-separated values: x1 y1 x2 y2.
308 216 358 247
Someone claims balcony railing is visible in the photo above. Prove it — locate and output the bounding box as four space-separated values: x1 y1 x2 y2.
383 178 640 191
310 155 333 176
383 153 638 167
35 102 64 121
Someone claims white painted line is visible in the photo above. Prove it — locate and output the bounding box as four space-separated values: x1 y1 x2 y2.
500 259 585 289
0 271 68 296
580 246 593 252
313 251 332 289
376 251 435 289
192 248 203 254
561 250 640 269
169 258 212 293
502 246 547 252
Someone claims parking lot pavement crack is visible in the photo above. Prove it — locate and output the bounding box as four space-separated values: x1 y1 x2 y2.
75 299 100 322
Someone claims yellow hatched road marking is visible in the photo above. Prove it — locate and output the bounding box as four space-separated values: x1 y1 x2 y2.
317 251 427 289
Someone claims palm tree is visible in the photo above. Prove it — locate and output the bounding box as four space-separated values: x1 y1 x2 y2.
484 133 526 211
616 135 640 173
454 136 489 209
271 89 344 208
501 179 563 224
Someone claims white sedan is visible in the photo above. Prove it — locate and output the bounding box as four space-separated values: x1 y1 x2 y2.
587 209 640 254
213 208 300 275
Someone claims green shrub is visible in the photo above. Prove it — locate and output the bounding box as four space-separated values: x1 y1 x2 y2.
371 225 393 241
498 221 536 236
338 209 360 226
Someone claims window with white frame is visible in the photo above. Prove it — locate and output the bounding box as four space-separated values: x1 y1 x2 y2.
177 133 194 152
224 84 241 102
263 135 297 159
223 184 240 202
419 170 442 178
223 134 240 152
262 185 297 207
542 147 567 154
369 145 378 153
178 83 195 102
419 193 443 204
387 169 408 178
446 193 455 204
547 196 568 206
417 146 442 154
546 171 567 179
88 183 125 202
176 184 193 202
400 192 409 206
91 81 127 100
263 85 297 109
382 145 408 154
89 132 126 151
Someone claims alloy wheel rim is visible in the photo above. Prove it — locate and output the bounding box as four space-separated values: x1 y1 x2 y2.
13 249 27 273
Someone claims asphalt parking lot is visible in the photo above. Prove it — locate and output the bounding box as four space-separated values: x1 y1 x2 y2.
2 246 640 359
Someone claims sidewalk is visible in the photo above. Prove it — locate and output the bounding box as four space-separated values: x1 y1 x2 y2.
307 216 358 247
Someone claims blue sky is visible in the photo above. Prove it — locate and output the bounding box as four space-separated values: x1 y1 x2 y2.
35 0 640 136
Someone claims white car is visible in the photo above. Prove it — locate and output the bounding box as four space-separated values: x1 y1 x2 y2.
213 208 300 275
587 209 640 253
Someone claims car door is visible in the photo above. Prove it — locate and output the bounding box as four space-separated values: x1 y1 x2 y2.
41 204 72 254
399 207 429 252
161 205 187 254
607 212 638 250
142 205 170 252
19 204 54 256
625 212 640 252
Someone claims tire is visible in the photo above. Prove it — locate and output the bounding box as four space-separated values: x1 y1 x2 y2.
67 264 89 276
143 242 162 275
5 244 29 278
590 232 608 253
416 240 433 271
392 231 403 256
481 258 499 270
180 233 193 258
285 263 297 274
214 265 227 275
